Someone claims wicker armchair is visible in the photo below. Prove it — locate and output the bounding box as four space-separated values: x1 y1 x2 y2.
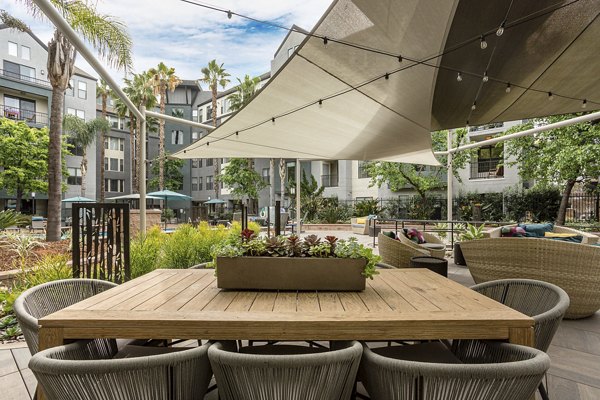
14 279 117 355
29 339 213 400
209 340 362 400
468 279 569 400
460 238 600 319
360 340 550 400
351 217 371 235
378 233 445 268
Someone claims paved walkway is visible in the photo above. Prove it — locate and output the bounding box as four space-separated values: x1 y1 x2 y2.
3 231 599 399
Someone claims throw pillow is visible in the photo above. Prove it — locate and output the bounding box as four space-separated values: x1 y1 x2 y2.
383 231 396 239
406 228 426 244
518 223 554 238
501 226 526 237
355 218 366 225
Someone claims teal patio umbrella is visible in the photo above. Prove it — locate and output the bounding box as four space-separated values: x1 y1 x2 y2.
147 190 193 226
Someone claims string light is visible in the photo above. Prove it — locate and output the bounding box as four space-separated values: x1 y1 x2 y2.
505 82 511 93
272 117 276 125
480 35 488 49
471 101 477 111
384 73 389 80
398 55 403 62
323 36 328 47
235 131 239 136
227 10 232 19
548 92 554 100
318 99 323 108
456 72 463 82
482 71 489 82
496 20 506 36
582 99 587 108
466 120 470 130
206 142 209 146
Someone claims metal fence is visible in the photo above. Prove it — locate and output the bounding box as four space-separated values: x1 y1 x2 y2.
567 193 600 223
72 203 130 283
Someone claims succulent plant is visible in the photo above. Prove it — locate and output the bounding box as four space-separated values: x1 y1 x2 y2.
265 236 286 257
303 234 321 252
324 235 338 256
241 229 256 242
285 235 303 257
308 242 332 258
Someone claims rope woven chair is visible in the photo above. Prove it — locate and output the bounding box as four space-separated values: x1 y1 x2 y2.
29 339 213 400
209 340 362 400
468 279 569 400
14 279 118 355
360 340 550 400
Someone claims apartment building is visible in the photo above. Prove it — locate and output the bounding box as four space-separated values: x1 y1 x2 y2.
0 25 97 217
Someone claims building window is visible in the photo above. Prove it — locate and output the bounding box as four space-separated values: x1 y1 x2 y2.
171 108 184 118
198 177 203 191
104 178 124 193
3 60 35 82
4 95 36 122
192 131 199 141
8 41 17 57
104 157 124 172
206 106 213 120
357 161 369 179
206 176 213 191
470 145 504 179
171 130 184 145
198 108 204 122
67 79 74 96
205 158 213 167
66 108 85 120
192 109 198 121
262 168 269 183
192 159 199 168
78 81 87 99
21 46 31 60
104 137 124 151
191 177 198 191
67 167 82 185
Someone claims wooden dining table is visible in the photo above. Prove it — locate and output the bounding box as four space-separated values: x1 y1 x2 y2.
38 268 534 350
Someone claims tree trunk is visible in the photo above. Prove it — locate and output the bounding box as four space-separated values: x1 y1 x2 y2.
47 86 65 241
557 179 576 225
16 186 22 213
129 112 136 193
99 94 107 201
269 158 275 207
80 150 87 197
212 85 220 198
279 158 286 205
159 84 166 190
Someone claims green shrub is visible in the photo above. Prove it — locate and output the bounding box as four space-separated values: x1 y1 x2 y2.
353 199 382 217
0 210 29 230
19 254 71 288
504 186 561 222
131 226 165 278
160 224 199 269
319 198 353 223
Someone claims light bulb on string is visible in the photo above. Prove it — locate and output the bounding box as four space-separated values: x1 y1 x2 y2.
471 101 477 111
466 120 470 130
480 35 488 49
582 99 587 109
482 71 489 82
318 99 323 108
496 21 506 36
398 55 403 63
235 131 239 137
456 72 463 82
548 92 554 101
505 82 511 93
323 37 328 47
384 73 389 80
272 117 276 125
227 10 232 19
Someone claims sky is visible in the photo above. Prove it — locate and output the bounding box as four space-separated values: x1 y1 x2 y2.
3 0 332 88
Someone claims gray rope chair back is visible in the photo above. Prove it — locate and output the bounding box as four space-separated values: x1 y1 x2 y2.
14 279 117 355
470 279 570 351
209 340 362 400
29 339 213 400
361 341 550 400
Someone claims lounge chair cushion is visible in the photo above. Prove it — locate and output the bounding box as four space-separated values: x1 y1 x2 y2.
421 243 446 251
518 223 554 238
371 342 462 364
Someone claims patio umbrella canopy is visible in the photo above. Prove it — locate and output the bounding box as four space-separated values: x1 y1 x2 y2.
61 196 95 203
204 199 226 204
147 190 192 211
173 0 600 163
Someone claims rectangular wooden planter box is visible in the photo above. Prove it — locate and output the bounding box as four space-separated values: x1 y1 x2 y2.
216 257 367 291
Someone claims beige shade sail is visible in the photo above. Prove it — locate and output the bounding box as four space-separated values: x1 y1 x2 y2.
173 0 600 164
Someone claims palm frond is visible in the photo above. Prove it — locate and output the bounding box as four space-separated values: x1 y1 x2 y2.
0 10 31 32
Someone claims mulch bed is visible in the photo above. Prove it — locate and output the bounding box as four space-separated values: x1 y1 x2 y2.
0 240 71 272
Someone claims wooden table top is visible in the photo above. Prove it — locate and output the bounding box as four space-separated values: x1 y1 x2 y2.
39 269 533 343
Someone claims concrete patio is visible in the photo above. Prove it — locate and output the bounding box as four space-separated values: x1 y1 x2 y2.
2 231 599 400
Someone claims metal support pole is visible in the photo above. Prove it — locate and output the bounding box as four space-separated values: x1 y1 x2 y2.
139 105 147 234
296 159 301 235
447 130 453 221
275 200 281 236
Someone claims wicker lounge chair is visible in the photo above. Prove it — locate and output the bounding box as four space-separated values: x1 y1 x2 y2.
209 340 362 400
460 238 600 319
468 279 569 400
378 233 446 268
360 340 549 400
14 279 118 355
484 224 598 244
351 217 371 235
30 339 213 400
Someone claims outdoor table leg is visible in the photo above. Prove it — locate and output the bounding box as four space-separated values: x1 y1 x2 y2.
36 327 65 400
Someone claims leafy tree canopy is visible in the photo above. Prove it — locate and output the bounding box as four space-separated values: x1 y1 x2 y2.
219 158 267 200
148 155 184 191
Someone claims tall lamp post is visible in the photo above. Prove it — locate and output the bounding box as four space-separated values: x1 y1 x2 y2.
31 192 36 215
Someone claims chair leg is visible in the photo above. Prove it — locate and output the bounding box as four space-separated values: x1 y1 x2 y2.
539 382 550 400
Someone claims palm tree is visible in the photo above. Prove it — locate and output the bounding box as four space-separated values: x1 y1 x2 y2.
200 60 230 199
63 115 110 198
95 79 113 202
148 63 182 191
113 94 137 192
228 75 261 112
123 72 156 193
1 1 132 241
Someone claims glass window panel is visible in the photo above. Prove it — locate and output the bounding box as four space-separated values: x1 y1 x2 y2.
8 42 17 57
21 46 30 60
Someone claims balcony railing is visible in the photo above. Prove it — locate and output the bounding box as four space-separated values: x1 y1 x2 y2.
470 158 504 179
1 104 49 126
0 69 51 88
469 122 504 132
321 174 339 187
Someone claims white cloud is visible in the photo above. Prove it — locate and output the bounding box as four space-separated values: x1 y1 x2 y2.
4 0 331 87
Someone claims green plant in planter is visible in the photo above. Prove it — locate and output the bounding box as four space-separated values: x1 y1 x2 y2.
213 231 381 279
459 223 486 241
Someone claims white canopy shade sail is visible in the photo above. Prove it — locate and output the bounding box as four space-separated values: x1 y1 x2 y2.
174 0 600 164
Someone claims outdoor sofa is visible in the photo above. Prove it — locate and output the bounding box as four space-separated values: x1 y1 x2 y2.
484 223 598 244
351 216 371 235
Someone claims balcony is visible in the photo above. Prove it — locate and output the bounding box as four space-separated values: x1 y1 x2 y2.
1 104 49 126
0 68 52 88
470 158 504 179
321 174 339 187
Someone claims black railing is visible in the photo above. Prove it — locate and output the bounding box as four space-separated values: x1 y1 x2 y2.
1 104 49 126
0 68 51 87
321 174 339 187
470 158 503 179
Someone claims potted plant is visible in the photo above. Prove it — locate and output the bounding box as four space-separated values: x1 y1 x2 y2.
213 230 380 291
454 223 486 266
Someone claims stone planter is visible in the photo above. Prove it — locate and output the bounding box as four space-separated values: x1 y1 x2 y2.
216 257 367 291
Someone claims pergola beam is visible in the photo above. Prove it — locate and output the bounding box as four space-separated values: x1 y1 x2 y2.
145 110 215 131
